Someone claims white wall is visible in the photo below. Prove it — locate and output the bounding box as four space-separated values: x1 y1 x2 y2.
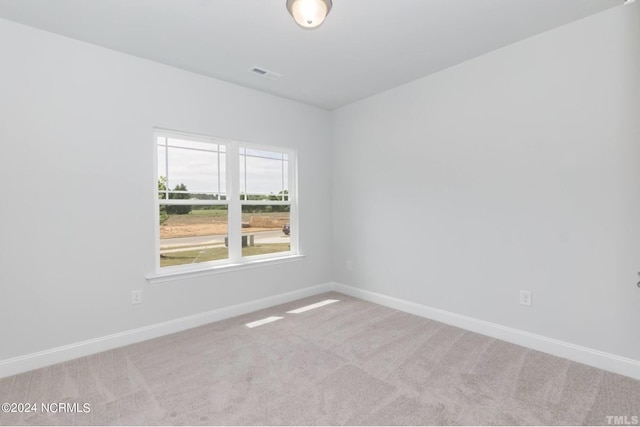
0 18 332 361
332 4 640 361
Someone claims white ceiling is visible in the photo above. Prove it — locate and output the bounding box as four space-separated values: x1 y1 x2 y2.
0 0 622 110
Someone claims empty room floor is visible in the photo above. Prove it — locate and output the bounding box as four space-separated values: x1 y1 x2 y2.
1 292 639 425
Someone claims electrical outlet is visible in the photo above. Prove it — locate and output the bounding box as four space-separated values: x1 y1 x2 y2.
520 290 532 307
131 290 142 305
346 260 353 271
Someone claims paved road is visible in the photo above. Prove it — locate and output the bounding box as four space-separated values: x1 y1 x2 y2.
161 230 288 248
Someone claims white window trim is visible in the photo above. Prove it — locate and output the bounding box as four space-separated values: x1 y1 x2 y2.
146 254 306 284
147 128 299 282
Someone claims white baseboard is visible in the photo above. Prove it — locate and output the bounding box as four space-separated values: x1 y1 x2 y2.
0 283 333 379
330 282 640 380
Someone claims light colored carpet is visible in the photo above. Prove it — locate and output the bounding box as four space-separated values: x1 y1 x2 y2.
1 292 639 425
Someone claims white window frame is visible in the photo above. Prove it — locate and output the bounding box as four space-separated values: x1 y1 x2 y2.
148 129 300 283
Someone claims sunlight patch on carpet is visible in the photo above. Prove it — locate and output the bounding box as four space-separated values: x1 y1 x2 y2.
245 316 284 328
287 299 340 314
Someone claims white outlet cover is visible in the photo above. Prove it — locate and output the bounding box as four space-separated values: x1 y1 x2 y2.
131 290 142 305
520 290 532 306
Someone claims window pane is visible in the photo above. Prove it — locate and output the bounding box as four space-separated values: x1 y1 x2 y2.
241 205 290 258
159 205 228 267
240 148 288 199
158 138 226 199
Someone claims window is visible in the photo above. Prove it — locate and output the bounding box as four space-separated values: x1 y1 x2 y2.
155 130 297 273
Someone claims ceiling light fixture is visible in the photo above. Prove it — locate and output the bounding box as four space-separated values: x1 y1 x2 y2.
286 0 332 29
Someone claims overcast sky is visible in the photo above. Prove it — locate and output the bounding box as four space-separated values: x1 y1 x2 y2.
157 138 289 197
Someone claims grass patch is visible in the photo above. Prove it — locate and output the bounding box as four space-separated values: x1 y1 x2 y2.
160 247 228 267
189 209 228 218
160 243 290 268
242 243 290 258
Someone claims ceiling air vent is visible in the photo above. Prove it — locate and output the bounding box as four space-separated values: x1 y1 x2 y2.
249 66 282 81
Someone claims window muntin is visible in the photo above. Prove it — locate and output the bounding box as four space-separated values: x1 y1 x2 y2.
240 147 289 200
155 131 296 271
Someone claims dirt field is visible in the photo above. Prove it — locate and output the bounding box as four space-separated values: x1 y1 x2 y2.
160 211 288 239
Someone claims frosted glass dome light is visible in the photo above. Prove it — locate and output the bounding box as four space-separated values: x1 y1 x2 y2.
286 0 333 29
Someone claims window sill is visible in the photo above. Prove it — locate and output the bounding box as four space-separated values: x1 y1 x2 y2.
145 254 306 284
